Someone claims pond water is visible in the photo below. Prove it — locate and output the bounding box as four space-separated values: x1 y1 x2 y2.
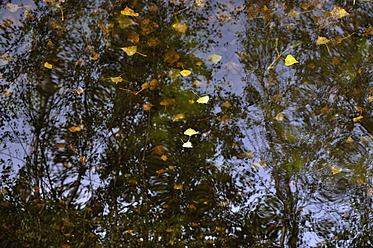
1 0 373 247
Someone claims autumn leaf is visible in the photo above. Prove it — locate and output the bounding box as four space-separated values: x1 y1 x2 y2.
346 136 354 143
56 143 66 149
353 116 363 122
117 16 137 28
156 169 165 174
275 112 284 121
75 87 84 94
223 101 232 108
172 113 185 122
196 95 209 104
151 145 166 155
184 128 198 136
164 48 179 65
209 54 222 64
6 3 20 12
180 70 191 76
172 22 187 33
68 125 81 132
284 55 299 66
182 141 193 148
121 6 139 16
174 183 183 189
111 76 123 84
122 46 137 56
331 166 342 175
168 165 174 170
316 36 330 45
331 7 349 19
160 155 168 161
166 228 173 232
79 156 87 163
143 102 154 111
160 99 175 106
44 62 53 69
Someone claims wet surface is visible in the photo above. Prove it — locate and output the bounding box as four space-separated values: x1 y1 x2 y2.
1 0 373 247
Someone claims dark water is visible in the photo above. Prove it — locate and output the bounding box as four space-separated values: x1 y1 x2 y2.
1 0 373 247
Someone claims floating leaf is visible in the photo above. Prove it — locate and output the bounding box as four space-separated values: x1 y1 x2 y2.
156 169 165 174
6 3 20 12
91 51 100 60
166 228 173 233
331 7 349 19
197 96 209 104
316 36 330 45
151 145 166 155
68 125 81 132
168 165 174 170
184 128 198 136
284 55 299 66
160 155 168 161
121 6 139 16
209 54 222 64
353 116 363 122
275 112 284 121
56 143 66 149
122 46 137 56
143 102 154 111
44 62 53 69
369 96 373 102
80 156 87 163
111 76 123 84
2 88 12 97
331 166 342 175
75 87 84 94
222 101 232 108
346 136 354 143
172 22 187 33
182 141 193 148
160 99 175 106
180 70 191 76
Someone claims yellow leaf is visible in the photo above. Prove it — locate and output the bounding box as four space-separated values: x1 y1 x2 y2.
182 141 193 148
173 113 185 122
75 87 84 94
223 101 232 108
353 116 363 122
143 102 154 111
209 54 222 64
244 151 254 159
68 125 81 132
184 128 198 136
174 183 183 189
1 188 8 194
197 95 209 104
369 96 373 102
122 46 137 56
331 166 342 175
168 165 174 170
316 36 330 45
346 136 354 143
331 7 349 19
180 70 191 76
111 76 123 84
121 6 139 16
284 55 299 66
172 22 188 33
80 156 87 163
161 155 168 161
166 228 173 232
275 112 284 121
189 100 195 104
44 62 53 69
156 169 165 174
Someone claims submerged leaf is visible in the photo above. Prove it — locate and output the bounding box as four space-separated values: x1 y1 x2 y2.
284 55 299 66
121 6 139 16
331 7 349 19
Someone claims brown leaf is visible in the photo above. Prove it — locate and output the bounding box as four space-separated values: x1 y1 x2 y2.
56 143 66 149
147 37 160 47
363 27 373 36
164 48 179 65
143 102 154 111
148 3 159 12
160 99 175 106
98 22 114 35
151 145 166 155
127 31 140 43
